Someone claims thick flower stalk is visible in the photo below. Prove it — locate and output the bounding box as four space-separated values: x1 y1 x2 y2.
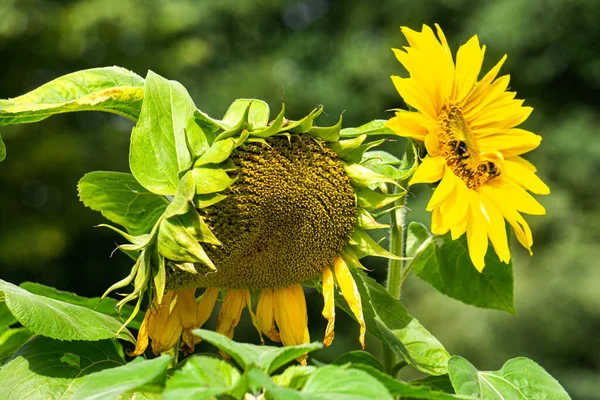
387 24 549 270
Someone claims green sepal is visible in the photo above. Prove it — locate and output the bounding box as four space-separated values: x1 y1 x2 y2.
157 211 217 269
185 116 211 159
350 228 402 260
195 193 228 208
281 104 324 133
327 134 367 159
339 119 395 137
194 109 225 137
340 247 368 271
172 262 199 275
164 171 195 218
194 137 236 167
192 166 236 194
153 253 167 305
214 101 252 142
397 140 419 181
345 138 386 164
250 103 285 138
307 113 342 142
357 208 389 230
221 98 270 131
97 224 154 250
344 163 400 188
356 187 405 211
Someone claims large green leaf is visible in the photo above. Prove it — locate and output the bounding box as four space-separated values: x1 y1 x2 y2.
0 327 33 365
0 279 134 342
448 356 571 399
352 365 475 399
193 329 322 374
71 355 171 400
20 282 145 330
0 336 125 399
0 133 5 162
163 355 242 400
78 171 168 236
410 233 515 313
0 67 144 125
332 270 450 375
300 365 393 400
129 70 195 195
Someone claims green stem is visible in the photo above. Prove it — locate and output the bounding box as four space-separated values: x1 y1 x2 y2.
383 182 408 374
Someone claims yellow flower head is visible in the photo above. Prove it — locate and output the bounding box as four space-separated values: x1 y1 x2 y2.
386 24 550 271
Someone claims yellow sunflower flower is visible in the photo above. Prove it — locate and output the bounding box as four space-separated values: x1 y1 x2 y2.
116 102 401 364
386 24 550 271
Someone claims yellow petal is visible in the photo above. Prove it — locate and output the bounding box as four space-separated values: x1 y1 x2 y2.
273 284 310 365
466 191 489 272
391 76 437 119
196 287 220 327
451 212 468 240
176 288 199 353
385 110 431 141
424 131 440 155
409 156 445 185
453 35 485 102
463 54 507 112
480 193 511 263
321 265 336 347
427 166 456 210
477 128 542 158
257 288 281 343
501 179 546 215
503 158 550 194
440 177 469 228
333 257 366 349
431 207 450 235
127 311 151 356
148 291 183 355
216 289 247 340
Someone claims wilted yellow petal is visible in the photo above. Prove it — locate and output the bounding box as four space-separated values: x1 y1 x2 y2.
216 289 247 339
333 257 365 349
321 265 335 347
127 311 151 356
148 291 183 355
257 288 281 343
176 288 199 353
196 287 219 327
273 284 310 365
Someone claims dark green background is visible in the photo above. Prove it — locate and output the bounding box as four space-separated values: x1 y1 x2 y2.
0 1 598 397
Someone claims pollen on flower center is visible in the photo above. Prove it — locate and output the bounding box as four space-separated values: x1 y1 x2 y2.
167 135 357 290
437 103 501 189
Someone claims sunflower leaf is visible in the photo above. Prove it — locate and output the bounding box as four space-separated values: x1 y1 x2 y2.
71 356 171 400
300 365 393 400
356 187 405 211
345 163 400 188
0 336 126 399
410 233 516 313
352 364 475 399
78 171 169 236
192 329 322 374
0 327 33 365
162 355 242 400
0 279 134 342
0 67 144 125
333 270 451 375
130 70 195 195
448 356 571 399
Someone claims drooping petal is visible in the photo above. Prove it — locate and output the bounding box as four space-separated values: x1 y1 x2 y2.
333 257 366 349
196 287 220 328
177 288 199 353
147 291 183 355
480 192 511 263
427 166 456 210
256 288 281 343
466 191 490 272
321 265 336 347
409 156 446 185
273 284 310 364
503 158 550 194
127 310 151 356
216 289 247 340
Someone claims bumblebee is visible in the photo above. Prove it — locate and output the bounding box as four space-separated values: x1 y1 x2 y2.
479 160 501 178
448 140 469 160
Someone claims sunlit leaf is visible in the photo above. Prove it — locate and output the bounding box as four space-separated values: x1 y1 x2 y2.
221 98 270 130
0 327 33 364
0 279 134 342
0 336 125 399
71 355 171 400
339 119 394 137
163 355 241 400
300 365 393 400
332 350 384 371
193 329 322 374
0 67 144 125
448 356 571 399
130 70 195 195
78 171 168 236
410 233 515 313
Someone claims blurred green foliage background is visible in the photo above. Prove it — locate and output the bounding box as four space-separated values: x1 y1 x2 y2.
0 0 598 397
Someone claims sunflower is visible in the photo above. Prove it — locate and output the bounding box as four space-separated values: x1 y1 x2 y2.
104 101 402 363
386 24 549 271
